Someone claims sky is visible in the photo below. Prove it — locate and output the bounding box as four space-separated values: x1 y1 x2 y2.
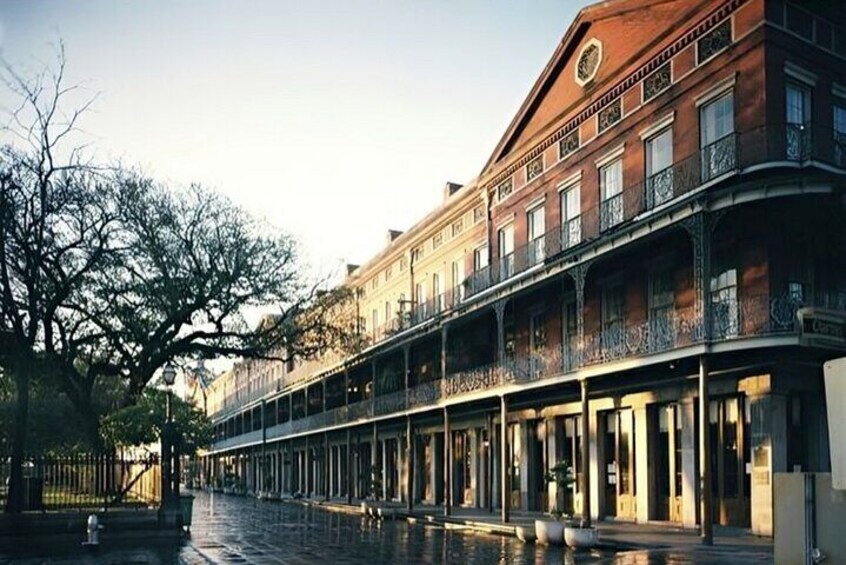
0 0 592 281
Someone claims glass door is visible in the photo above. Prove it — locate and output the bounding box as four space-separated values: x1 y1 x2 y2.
602 409 636 519
709 396 750 527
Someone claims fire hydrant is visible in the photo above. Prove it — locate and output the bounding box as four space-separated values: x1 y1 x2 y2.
82 513 101 548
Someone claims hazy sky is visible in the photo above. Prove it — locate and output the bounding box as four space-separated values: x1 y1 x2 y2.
0 1 591 278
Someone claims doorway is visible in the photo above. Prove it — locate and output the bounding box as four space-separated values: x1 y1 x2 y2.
651 403 682 522
602 409 636 519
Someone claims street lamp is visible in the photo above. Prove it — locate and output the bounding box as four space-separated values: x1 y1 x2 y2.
162 363 176 421
159 362 181 526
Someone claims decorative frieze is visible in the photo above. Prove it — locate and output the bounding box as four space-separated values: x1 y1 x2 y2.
697 19 732 64
525 155 544 182
452 218 464 237
643 63 672 102
497 178 513 202
473 205 485 223
432 232 443 249
597 99 622 134
559 130 580 160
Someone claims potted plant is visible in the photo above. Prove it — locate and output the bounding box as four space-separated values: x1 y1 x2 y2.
534 460 574 545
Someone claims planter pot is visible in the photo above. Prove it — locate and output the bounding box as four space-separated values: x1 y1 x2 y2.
564 526 598 549
534 519 565 545
515 525 536 543
360 502 369 515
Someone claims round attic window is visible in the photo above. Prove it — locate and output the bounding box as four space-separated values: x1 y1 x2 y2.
575 39 602 87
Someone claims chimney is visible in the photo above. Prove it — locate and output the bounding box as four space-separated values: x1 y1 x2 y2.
443 182 463 200
387 230 404 244
346 264 360 276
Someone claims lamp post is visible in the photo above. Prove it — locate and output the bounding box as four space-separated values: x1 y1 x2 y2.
160 362 180 526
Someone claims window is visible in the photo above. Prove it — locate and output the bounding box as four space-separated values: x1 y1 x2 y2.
415 282 426 319
372 309 379 337
710 268 738 338
560 184 581 249
645 128 674 208
385 301 392 329
602 283 625 358
451 259 464 302
474 246 488 271
835 104 846 167
600 158 623 231
432 273 442 312
700 92 735 181
529 310 548 376
527 205 545 265
786 82 811 160
497 224 515 280
649 268 675 351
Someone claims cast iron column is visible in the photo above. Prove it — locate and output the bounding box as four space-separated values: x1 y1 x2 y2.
444 406 451 516
406 416 414 511
580 379 591 527
699 354 713 545
500 395 509 523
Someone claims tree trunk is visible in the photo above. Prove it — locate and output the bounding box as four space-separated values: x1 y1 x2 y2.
5 367 30 513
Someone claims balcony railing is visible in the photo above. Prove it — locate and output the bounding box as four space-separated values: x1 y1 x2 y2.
354 124 845 351
213 291 844 449
211 124 846 430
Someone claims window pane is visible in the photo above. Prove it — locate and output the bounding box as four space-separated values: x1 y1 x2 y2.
601 159 623 199
701 93 734 146
647 128 673 175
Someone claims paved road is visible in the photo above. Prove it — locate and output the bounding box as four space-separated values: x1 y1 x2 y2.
0 491 774 564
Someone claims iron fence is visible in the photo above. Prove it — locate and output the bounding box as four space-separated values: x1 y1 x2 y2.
0 452 160 512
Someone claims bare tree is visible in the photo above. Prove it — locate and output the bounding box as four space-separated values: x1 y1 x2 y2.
0 45 115 512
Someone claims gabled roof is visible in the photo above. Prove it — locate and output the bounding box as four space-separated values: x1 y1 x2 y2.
481 0 708 176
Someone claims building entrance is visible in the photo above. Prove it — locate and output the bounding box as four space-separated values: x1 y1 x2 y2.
602 409 636 519
651 403 682 522
709 396 750 527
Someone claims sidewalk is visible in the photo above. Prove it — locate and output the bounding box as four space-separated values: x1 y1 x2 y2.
301 497 773 558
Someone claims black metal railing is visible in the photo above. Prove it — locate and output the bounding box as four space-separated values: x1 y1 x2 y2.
0 453 160 512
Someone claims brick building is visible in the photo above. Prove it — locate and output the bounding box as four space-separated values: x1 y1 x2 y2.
200 0 846 537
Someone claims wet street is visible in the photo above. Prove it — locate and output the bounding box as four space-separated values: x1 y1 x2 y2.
0 491 773 564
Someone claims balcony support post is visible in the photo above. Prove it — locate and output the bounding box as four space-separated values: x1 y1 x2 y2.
699 354 714 545
493 299 508 368
444 407 451 516
440 324 449 380
324 431 330 501
580 378 591 527
304 435 310 498
403 345 411 390
499 395 509 523
371 422 378 501
406 416 414 511
346 427 353 505
569 261 591 367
